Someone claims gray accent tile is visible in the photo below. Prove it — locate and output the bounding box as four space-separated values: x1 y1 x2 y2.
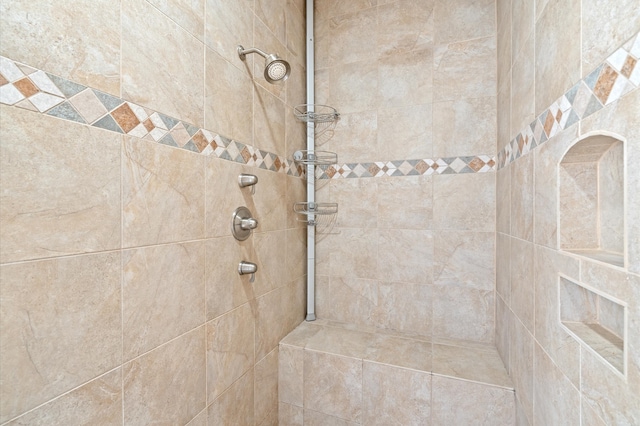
183 140 200 153
391 160 404 168
584 65 603 90
219 151 233 161
407 159 420 166
184 123 200 136
406 169 420 176
92 114 123 133
46 101 87 124
565 82 580 104
460 156 475 163
565 110 580 128
458 166 474 173
440 167 455 174
93 90 123 111
46 73 86 98
583 95 604 118
159 113 180 130
159 133 178 147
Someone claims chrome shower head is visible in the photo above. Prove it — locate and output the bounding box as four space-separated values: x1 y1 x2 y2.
237 45 291 84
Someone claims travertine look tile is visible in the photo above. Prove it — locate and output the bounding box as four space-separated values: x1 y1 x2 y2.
329 60 377 114
378 229 433 284
511 36 535 139
433 286 494 343
0 106 121 263
328 7 377 66
304 351 363 423
279 403 303 426
432 343 512 388
0 0 120 94
123 242 205 360
377 104 433 160
431 375 515 425
205 158 250 238
496 166 511 234
378 0 434 56
205 0 254 68
122 0 204 125
559 161 599 250
534 0 580 113
433 172 495 232
511 0 533 61
256 0 286 45
434 36 496 102
250 167 287 231
582 0 640 76
317 276 379 328
496 295 510 371
6 369 122 426
378 50 433 108
433 231 495 290
510 150 534 241
186 409 207 426
496 233 510 302
208 370 255 426
496 0 511 89
204 49 253 144
323 110 378 164
254 84 286 155
285 227 307 283
581 399 609 426
533 343 580 425
0 253 121 422
509 315 534 424
305 322 372 359
434 0 495 44
285 60 306 109
377 175 432 230
432 97 496 157
286 2 306 68
255 348 279 425
510 238 534 333
279 344 304 407
123 327 206 425
366 333 432 371
362 362 431 425
122 136 205 247
286 175 307 229
374 281 433 337
207 303 255 403
253 230 286 297
304 409 360 426
329 228 378 279
497 84 511 152
147 0 205 41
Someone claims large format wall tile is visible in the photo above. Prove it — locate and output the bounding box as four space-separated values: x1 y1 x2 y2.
255 348 279 424
510 238 534 333
378 104 433 160
205 0 254 69
0 106 121 263
147 0 205 41
433 231 495 290
377 0 434 57
123 327 206 425
377 176 432 230
122 136 205 247
0 253 121 423
0 0 120 95
208 370 255 425
123 241 205 360
328 7 377 66
433 285 494 343
122 0 204 126
378 229 433 284
434 0 495 44
433 172 495 232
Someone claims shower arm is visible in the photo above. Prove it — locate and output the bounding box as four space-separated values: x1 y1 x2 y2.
237 46 268 60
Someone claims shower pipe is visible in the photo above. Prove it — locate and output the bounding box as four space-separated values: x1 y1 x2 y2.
305 0 316 321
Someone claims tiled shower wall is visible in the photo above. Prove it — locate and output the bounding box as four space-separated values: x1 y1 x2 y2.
0 0 307 424
314 0 499 343
496 0 640 424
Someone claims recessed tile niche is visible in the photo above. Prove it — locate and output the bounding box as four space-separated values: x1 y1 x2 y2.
559 134 625 267
559 276 626 376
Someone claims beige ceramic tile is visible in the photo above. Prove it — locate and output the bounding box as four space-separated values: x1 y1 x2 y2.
377 104 433 160
205 0 254 69
432 286 495 343
286 175 307 229
0 106 121 263
6 369 122 426
285 60 306 109
205 158 250 238
496 0 511 88
122 0 204 126
497 84 511 151
313 17 331 70
432 343 512 388
328 8 377 66
122 136 205 247
434 0 495 44
253 230 286 297
208 370 255 425
279 402 303 426
533 343 581 425
510 36 535 139
254 84 286 155
206 303 255 403
374 281 433 337
432 97 496 157
328 228 378 279
304 351 363 423
496 233 510 302
496 166 511 234
329 61 377 114
322 110 378 164
279 344 304 406
205 236 252 321
378 229 433 284
496 294 510 372
255 348 279 424
317 276 378 328
433 36 496 102
581 399 609 426
559 162 599 250
582 0 640 76
362 361 431 425
377 175 432 230
366 333 432 371
534 0 580 114
280 321 323 347
0 0 120 94
315 0 376 18
509 315 534 423
433 231 495 291
123 327 206 425
510 238 534 333
511 0 534 61
186 409 207 426
0 253 121 423
304 409 360 426
598 142 624 254
255 0 287 45
329 178 378 229
147 0 205 41
123 242 205 360
305 322 373 359
285 227 306 283
378 50 433 108
286 2 306 68
204 49 254 144
431 375 515 425
252 167 287 232
510 151 534 241
433 172 495 232
377 0 434 56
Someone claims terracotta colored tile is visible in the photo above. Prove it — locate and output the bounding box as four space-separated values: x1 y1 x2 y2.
241 146 251 162
415 160 429 174
274 156 282 170
621 55 637 78
543 110 555 136
13 77 39 97
0 73 9 86
468 157 486 172
593 65 619 104
191 131 209 152
111 102 141 133
143 118 155 132
555 109 563 122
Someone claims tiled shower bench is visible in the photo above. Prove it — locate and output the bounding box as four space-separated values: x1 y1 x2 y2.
278 320 516 425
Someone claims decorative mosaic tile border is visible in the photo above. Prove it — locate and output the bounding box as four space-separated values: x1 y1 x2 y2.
0 55 304 177
498 31 640 170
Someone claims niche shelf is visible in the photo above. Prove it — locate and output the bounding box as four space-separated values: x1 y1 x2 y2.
559 275 626 376
559 134 625 268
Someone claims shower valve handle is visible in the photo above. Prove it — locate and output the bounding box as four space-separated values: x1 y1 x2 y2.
240 217 258 230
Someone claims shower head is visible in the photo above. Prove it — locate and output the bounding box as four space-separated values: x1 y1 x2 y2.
237 45 291 84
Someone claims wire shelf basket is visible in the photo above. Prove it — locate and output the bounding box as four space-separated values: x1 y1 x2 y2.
294 104 340 142
294 202 338 228
292 150 338 166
